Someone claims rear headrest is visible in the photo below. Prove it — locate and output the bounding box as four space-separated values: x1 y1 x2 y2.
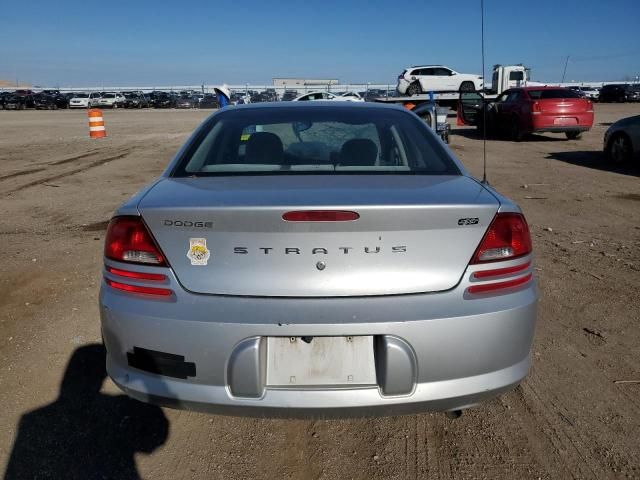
245 132 284 164
339 139 378 166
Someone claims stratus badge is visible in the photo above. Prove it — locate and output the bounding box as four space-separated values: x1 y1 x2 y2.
187 238 210 266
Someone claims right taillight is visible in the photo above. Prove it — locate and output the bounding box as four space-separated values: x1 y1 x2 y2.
531 101 541 114
470 213 532 264
105 216 167 265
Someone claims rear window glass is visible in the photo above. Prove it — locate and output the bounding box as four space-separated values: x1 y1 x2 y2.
527 89 581 99
172 107 460 176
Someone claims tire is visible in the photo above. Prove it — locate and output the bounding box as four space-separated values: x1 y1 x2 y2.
406 82 422 96
459 81 475 92
509 116 524 142
420 112 433 128
565 131 581 140
605 133 633 164
112 103 118 109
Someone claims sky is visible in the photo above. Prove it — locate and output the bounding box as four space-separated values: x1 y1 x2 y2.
0 0 639 87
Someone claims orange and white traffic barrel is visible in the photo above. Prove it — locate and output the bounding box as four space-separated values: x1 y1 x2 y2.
88 109 106 138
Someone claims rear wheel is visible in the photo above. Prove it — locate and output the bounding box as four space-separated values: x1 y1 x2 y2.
459 81 475 92
420 112 433 128
112 103 118 109
406 82 422 96
565 131 581 140
606 133 633 163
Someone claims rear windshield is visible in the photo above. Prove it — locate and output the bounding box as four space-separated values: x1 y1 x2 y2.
103 93 116 98
172 107 461 176
527 89 581 99
74 93 88 98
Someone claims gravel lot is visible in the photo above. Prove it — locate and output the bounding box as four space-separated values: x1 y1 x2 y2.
0 105 639 479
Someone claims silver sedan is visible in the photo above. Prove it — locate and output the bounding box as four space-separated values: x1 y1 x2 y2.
604 114 640 164
100 102 538 417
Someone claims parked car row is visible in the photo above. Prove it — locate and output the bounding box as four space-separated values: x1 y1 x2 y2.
1 86 404 111
0 89 72 110
0 90 221 110
547 84 640 102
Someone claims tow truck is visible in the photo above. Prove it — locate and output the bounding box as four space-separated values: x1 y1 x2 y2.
375 65 533 143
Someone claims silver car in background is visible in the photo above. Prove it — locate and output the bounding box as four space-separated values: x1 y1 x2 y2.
604 114 640 164
100 102 537 417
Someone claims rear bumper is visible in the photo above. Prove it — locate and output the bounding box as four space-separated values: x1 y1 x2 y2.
109 355 529 418
100 257 538 417
531 112 593 133
532 126 591 134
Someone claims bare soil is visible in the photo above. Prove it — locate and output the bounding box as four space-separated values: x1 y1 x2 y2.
0 105 639 479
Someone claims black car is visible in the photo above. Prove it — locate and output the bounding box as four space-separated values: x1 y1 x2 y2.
199 94 219 109
3 94 35 110
123 92 150 108
0 91 13 109
153 92 176 108
175 95 198 109
33 93 58 110
599 84 639 103
281 90 298 101
39 91 69 109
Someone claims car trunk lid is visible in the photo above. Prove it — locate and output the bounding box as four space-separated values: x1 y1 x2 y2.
138 175 500 297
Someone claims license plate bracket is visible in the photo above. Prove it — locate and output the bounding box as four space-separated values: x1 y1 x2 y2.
266 336 377 387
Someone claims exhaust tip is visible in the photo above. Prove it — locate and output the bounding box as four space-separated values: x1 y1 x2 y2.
445 410 463 420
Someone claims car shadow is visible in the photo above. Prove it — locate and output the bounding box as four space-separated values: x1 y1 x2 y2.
545 150 640 177
4 343 169 480
451 128 566 142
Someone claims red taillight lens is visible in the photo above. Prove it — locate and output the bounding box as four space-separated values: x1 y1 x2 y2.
472 261 530 279
105 266 166 281
470 213 532 264
105 279 172 296
282 210 360 222
105 216 166 265
467 273 532 294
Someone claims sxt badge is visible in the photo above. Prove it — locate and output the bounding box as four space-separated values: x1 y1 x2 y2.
187 238 210 266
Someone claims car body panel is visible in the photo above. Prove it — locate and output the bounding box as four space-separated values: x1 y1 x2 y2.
100 254 536 416
138 175 499 297
604 114 640 161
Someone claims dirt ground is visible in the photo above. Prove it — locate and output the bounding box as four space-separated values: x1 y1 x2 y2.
0 104 639 480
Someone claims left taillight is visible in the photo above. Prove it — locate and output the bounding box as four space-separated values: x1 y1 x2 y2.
104 217 171 296
105 216 167 266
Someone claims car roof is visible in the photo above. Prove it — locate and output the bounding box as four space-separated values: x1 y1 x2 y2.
516 86 574 90
410 64 446 68
225 101 407 113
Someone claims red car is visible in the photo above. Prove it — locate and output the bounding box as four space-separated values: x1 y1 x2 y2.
458 87 594 140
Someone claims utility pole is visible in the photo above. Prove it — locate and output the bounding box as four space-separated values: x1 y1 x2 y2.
561 56 570 84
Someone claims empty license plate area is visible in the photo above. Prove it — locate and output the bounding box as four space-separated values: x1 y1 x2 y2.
554 117 578 125
266 336 377 387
